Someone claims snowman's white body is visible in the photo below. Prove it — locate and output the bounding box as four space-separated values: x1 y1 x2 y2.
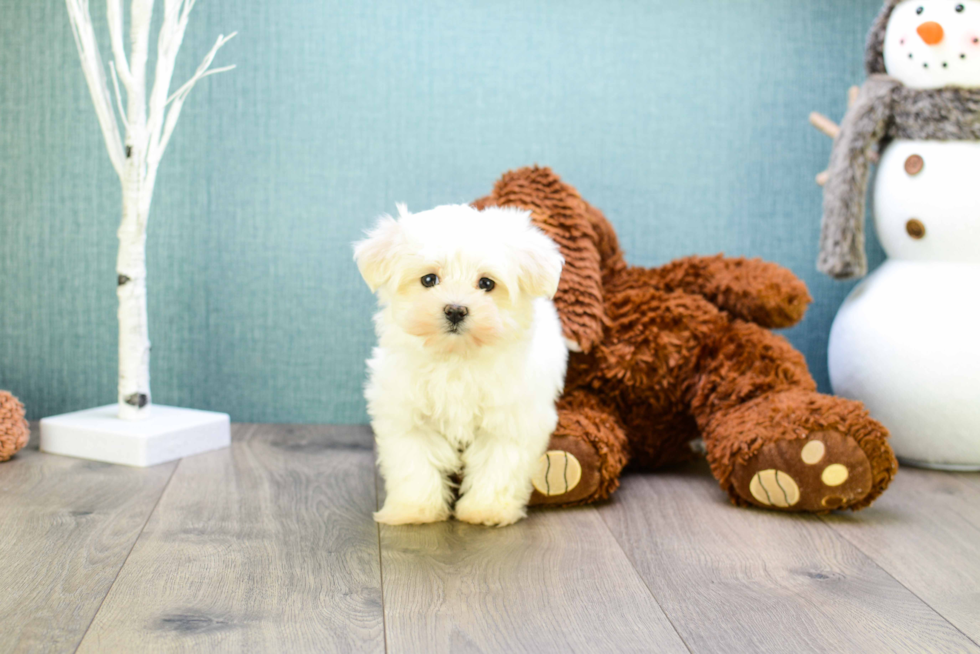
827 0 980 468
829 138 980 468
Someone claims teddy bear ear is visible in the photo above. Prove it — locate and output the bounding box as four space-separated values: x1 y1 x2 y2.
515 220 564 300
353 212 405 293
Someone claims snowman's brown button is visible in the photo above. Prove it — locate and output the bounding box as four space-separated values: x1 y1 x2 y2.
906 218 926 239
905 154 924 175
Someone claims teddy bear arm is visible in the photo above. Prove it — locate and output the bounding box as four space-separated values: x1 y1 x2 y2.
547 196 629 352
653 255 812 329
550 283 606 353
474 173 609 353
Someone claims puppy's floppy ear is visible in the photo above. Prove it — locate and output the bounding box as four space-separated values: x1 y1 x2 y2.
515 219 564 299
353 211 405 293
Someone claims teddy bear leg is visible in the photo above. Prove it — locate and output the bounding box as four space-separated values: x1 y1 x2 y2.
693 321 897 512
529 390 630 508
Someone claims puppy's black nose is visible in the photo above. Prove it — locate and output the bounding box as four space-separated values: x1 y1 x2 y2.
444 304 469 325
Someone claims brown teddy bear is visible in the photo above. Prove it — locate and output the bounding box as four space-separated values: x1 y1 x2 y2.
474 167 897 512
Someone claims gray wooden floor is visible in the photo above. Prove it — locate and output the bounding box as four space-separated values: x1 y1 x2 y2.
2 424 979 654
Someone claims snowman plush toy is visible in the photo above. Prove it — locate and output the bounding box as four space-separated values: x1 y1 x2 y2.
820 0 980 469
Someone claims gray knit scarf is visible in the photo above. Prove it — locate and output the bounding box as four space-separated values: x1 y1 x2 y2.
818 0 980 279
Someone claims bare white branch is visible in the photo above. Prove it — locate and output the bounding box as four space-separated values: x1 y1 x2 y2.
144 0 194 171
65 0 125 177
126 0 155 128
106 0 132 88
179 0 197 27
109 61 129 131
152 32 237 163
166 64 236 104
166 32 238 105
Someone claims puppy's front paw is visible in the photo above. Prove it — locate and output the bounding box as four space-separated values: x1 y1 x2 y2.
374 500 450 526
454 496 527 527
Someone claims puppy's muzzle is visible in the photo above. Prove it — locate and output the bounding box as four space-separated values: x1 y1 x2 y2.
444 304 469 327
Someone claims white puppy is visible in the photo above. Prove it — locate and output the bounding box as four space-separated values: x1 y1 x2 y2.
354 203 567 527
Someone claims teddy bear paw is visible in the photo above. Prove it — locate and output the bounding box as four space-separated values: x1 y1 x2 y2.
730 430 874 512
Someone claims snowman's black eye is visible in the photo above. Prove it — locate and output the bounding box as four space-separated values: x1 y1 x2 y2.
917 5 924 13
478 277 495 292
956 4 965 12
421 274 439 288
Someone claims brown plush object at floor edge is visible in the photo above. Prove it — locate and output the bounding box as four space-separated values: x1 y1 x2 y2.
0 391 29 461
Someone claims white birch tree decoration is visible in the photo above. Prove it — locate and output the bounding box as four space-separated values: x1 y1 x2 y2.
64 0 235 420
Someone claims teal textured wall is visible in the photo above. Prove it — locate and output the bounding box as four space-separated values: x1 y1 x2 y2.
0 0 885 422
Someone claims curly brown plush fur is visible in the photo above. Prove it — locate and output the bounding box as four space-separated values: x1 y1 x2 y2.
0 391 29 462
476 166 897 513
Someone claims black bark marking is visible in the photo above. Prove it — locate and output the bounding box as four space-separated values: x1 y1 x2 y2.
125 145 132 158
117 274 130 286
124 393 148 408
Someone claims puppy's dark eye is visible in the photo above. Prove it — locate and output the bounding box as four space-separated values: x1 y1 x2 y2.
957 3 965 11
917 5 924 13
421 274 439 288
478 277 495 292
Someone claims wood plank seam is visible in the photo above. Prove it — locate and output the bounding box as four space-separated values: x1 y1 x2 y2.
375 467 390 654
818 471 980 651
72 458 182 653
595 509 695 654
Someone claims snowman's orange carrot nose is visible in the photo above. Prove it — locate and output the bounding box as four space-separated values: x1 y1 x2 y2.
917 21 945 45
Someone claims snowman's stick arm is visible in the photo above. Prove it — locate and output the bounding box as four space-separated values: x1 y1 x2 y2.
812 86 873 185
810 112 840 139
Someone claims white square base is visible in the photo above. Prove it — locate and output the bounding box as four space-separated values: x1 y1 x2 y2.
40 404 230 467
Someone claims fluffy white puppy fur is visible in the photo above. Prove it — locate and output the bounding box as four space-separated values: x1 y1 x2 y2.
354 203 567 527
